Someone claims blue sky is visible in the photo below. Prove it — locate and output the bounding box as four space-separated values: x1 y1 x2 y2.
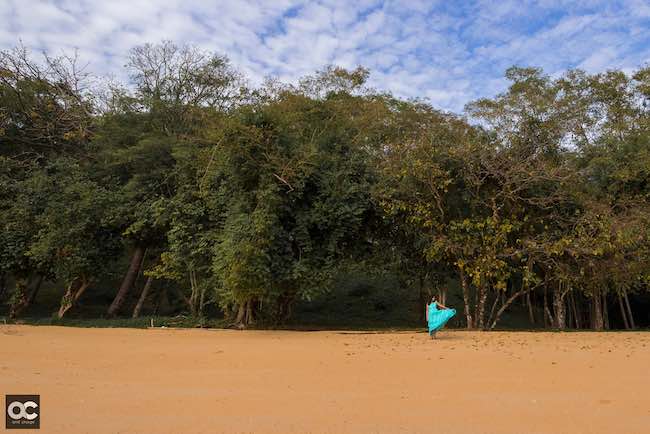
2 0 649 112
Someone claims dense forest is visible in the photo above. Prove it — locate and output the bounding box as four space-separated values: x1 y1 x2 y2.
1 42 649 330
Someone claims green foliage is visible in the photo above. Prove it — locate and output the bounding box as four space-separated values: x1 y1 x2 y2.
1 42 648 330
206 91 378 324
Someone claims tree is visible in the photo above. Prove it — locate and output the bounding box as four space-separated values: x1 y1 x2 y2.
25 159 121 318
208 81 379 327
98 41 243 316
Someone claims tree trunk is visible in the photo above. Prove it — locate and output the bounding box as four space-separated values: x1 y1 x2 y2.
618 293 630 329
603 294 609 330
132 276 153 318
246 301 254 325
490 256 534 330
486 292 500 329
623 290 635 329
526 291 535 325
477 287 489 329
58 281 76 319
233 299 255 328
592 290 604 331
489 285 536 330
570 292 580 329
187 267 208 318
459 268 473 329
8 278 29 319
553 284 566 329
234 303 245 325
199 285 206 318
9 276 44 318
543 286 553 328
188 268 198 316
58 279 90 319
108 246 145 317
474 286 482 328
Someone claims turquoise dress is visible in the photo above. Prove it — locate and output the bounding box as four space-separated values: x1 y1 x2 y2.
427 302 456 334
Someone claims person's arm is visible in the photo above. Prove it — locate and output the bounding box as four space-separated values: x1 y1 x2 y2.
425 303 429 321
436 302 449 310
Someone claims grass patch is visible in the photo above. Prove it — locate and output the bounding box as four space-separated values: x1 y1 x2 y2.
3 315 228 329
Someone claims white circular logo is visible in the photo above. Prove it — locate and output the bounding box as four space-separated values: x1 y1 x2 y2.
7 400 38 420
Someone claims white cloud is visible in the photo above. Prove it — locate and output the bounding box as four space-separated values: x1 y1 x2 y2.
1 0 649 112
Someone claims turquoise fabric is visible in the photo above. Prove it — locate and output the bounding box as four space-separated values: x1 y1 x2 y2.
427 302 456 334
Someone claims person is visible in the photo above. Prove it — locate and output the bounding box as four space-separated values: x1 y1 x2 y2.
426 296 456 339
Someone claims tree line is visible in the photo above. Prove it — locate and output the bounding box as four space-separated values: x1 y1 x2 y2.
1 41 648 329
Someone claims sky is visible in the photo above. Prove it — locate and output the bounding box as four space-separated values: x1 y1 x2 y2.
1 0 649 112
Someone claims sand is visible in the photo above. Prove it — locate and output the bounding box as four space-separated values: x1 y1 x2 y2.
2 325 649 434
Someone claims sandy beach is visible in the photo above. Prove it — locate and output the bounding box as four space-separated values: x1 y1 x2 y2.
2 325 649 433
